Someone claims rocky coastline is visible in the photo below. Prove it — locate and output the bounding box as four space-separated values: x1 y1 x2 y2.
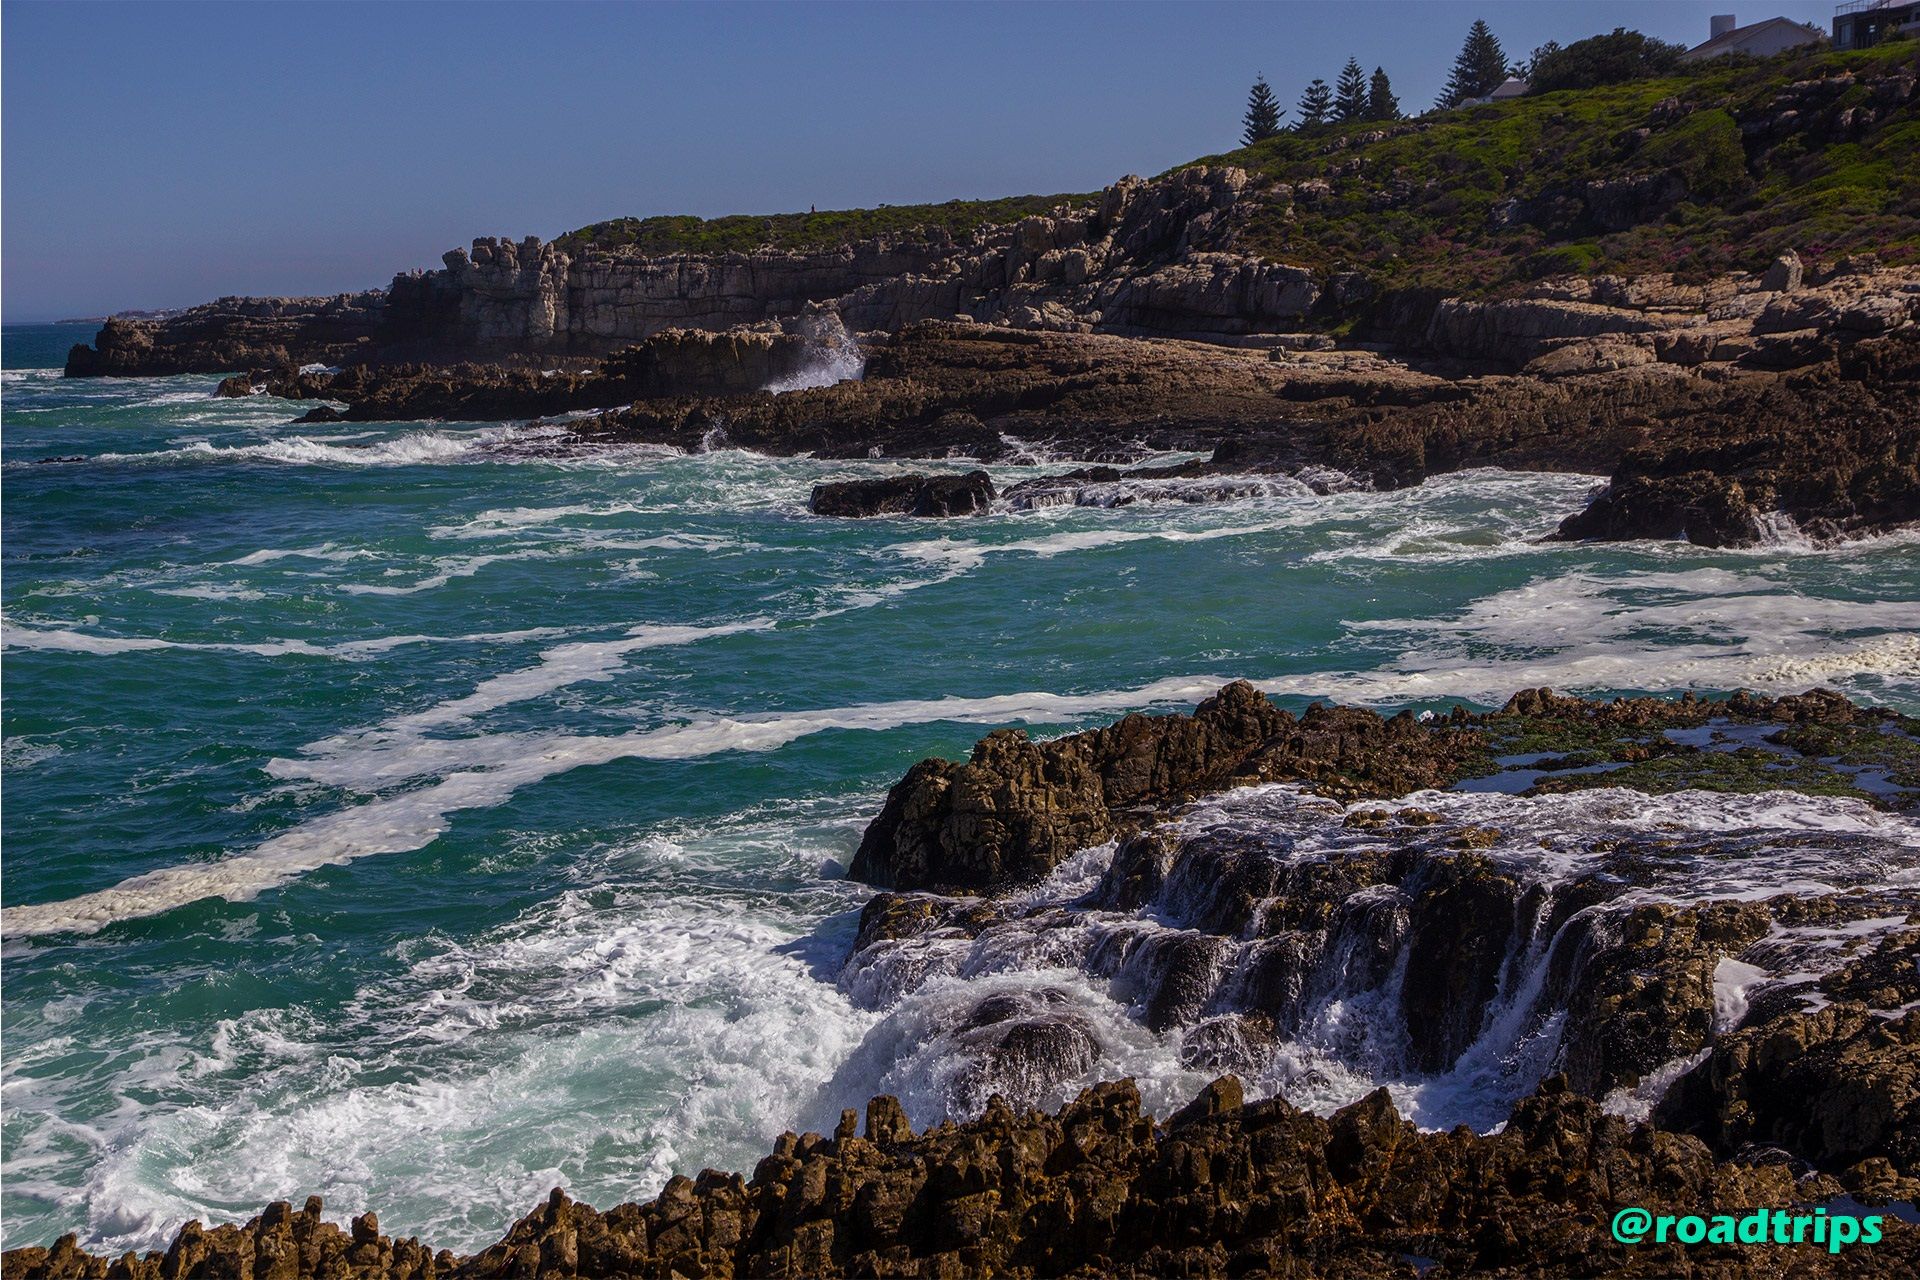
9 684 1918 1278
57 46 1920 548
101 270 1920 547
70 231 1920 549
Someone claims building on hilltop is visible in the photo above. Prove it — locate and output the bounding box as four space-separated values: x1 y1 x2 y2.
1833 0 1920 49
1458 77 1530 108
1678 13 1829 61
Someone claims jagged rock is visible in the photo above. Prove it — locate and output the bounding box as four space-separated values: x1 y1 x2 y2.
808 471 995 518
11 1076 1911 1280
1425 296 1678 366
849 683 1285 891
1582 171 1688 231
1522 335 1658 377
1661 931 1920 1171
847 683 1499 892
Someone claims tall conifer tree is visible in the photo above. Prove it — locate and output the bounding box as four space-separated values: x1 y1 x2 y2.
1334 58 1369 122
1242 76 1284 146
1365 67 1401 120
1437 20 1509 108
1296 78 1332 128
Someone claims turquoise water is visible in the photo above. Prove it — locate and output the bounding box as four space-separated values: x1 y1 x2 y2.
4 320 1917 1251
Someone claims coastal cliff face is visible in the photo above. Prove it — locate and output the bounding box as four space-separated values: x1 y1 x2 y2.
63 46 1920 381
69 166 1317 377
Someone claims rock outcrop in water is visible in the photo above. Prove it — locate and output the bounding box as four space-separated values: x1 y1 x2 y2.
64 166 1319 380
808 471 996 518
847 682 1920 894
848 682 1489 891
57 48 1920 548
9 687 1919 1277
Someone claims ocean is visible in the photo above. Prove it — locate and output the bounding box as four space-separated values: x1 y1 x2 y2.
4 319 1917 1252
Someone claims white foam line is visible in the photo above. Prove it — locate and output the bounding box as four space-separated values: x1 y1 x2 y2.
89 427 550 469
889 518 1310 574
2 675 1227 938
1251 633 1920 706
13 612 1919 939
292 620 779 777
227 544 377 567
1 624 569 660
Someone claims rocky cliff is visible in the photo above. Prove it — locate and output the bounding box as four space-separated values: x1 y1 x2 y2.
64 44 1920 382
67 166 1321 379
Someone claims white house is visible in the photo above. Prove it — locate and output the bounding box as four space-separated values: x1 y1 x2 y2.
1679 13 1829 61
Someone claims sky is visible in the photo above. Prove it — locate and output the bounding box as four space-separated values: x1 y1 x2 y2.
2 0 1844 321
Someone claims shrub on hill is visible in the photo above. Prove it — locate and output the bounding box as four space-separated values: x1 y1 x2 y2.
1528 28 1689 94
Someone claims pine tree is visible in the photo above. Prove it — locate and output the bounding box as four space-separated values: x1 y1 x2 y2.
1437 19 1509 109
1365 67 1401 121
1241 76 1284 146
1296 78 1332 129
1334 58 1368 122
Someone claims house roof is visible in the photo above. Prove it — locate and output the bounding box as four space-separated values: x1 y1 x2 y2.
1683 15 1827 59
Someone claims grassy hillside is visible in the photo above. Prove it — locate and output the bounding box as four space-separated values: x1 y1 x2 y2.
557 42 1918 294
1196 41 1920 291
555 193 1092 257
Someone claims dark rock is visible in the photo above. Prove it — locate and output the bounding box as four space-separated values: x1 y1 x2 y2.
808 471 995 518
14 1075 1912 1280
847 682 1493 893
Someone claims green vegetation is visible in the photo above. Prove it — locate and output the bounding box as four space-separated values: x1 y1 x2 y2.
1198 41 1920 292
1366 67 1401 122
1336 58 1370 123
1767 718 1920 791
557 41 1917 301
1526 747 1883 804
1527 27 1686 94
554 193 1091 257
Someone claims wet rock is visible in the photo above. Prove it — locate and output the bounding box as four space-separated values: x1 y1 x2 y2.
1661 931 1920 1171
1400 854 1521 1072
808 471 995 518
944 990 1102 1114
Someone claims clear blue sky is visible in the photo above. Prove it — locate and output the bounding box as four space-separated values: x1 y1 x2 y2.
2 0 1839 321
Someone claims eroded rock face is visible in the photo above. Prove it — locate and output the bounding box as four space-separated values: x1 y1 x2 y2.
66 167 1324 378
8 1078 1912 1280
64 295 387 377
1552 328 1920 546
808 471 995 518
